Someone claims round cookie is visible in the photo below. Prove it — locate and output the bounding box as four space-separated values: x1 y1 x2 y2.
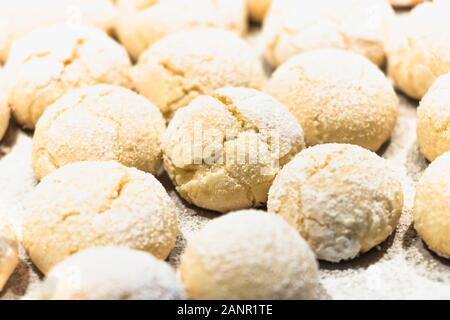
179 210 318 300
3 25 132 129
133 29 265 120
262 0 395 68
0 0 117 63
162 87 305 213
414 151 450 258
247 0 271 22
32 85 166 181
387 2 450 99
26 247 185 300
266 49 399 151
22 161 178 274
0 218 19 291
417 73 450 162
116 0 247 61
0 68 10 141
268 144 404 263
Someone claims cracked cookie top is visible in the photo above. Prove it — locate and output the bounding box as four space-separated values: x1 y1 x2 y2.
133 29 265 120
23 161 179 274
3 25 132 129
266 48 399 152
162 87 305 213
268 143 404 263
32 84 166 180
262 0 394 68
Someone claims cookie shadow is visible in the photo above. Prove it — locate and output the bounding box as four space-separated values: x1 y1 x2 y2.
0 259 30 299
402 223 450 268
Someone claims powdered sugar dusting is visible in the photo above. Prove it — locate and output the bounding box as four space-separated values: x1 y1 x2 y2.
1 29 449 301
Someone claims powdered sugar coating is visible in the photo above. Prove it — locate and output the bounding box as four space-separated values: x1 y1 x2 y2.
417 73 450 161
180 210 318 300
266 49 399 152
0 218 18 291
116 0 247 61
32 85 166 180
268 144 404 263
163 87 305 213
262 0 394 68
22 161 179 274
414 151 450 258
133 29 265 120
387 2 450 99
3 25 132 129
27 247 185 300
0 0 117 63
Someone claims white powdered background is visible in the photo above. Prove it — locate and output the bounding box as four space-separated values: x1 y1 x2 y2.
0 29 449 301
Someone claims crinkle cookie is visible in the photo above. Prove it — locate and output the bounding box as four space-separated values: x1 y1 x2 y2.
116 0 247 60
414 151 450 259
180 210 318 300
162 87 305 213
387 1 450 99
0 0 117 63
262 0 394 68
133 29 265 120
417 73 450 161
266 49 398 152
26 247 185 300
268 144 404 263
32 85 166 180
23 161 179 274
3 25 132 129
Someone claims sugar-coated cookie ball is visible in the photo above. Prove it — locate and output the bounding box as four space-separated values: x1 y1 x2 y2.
0 69 10 141
162 87 305 213
3 25 132 129
0 0 117 63
180 210 318 300
268 144 404 263
247 0 271 22
133 29 265 120
27 247 185 300
23 161 178 274
262 0 394 68
32 85 166 181
0 218 19 291
414 151 450 258
116 0 247 61
266 49 398 152
417 73 450 162
388 2 450 99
